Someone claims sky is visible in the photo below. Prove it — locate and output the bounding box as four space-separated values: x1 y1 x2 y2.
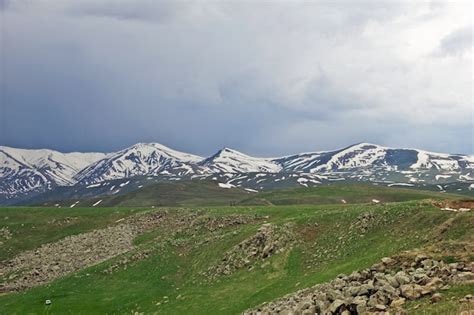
0 0 472 157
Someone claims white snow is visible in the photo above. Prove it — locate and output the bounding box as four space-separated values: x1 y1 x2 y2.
244 188 258 193
2 141 473 201
69 201 79 208
435 175 452 180
441 207 457 212
410 150 466 171
0 146 106 186
312 143 387 172
218 183 235 189
387 183 414 187
119 180 130 187
460 173 474 181
202 148 282 174
86 183 101 188
92 200 103 207
74 143 202 184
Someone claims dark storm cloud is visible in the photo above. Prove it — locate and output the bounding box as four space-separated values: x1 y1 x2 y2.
0 0 472 156
69 0 187 23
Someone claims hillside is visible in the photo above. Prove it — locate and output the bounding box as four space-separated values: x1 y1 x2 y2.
237 184 463 206
75 180 250 208
30 182 464 208
0 190 472 314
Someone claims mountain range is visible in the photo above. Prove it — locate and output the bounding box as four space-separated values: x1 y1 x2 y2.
1 142 473 204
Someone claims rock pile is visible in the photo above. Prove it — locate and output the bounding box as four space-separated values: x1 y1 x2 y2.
102 249 152 275
0 210 260 292
244 254 474 314
434 199 474 212
199 214 257 232
0 227 12 245
0 211 167 292
207 223 295 278
351 212 376 234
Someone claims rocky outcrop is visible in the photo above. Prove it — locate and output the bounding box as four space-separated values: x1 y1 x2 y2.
207 223 295 279
351 212 376 235
244 253 474 314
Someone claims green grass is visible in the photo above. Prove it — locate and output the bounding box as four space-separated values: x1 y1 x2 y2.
405 283 474 314
37 182 464 209
0 207 147 261
1 198 472 314
238 183 461 205
83 180 250 207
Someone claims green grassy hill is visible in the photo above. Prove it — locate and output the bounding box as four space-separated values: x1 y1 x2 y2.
38 181 463 208
0 187 472 314
238 184 460 205
37 180 250 208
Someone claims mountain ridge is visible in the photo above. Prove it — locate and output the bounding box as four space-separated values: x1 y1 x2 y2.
1 142 473 203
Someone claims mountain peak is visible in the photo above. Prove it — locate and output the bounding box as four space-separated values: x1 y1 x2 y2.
1 142 473 203
348 142 382 150
215 147 248 156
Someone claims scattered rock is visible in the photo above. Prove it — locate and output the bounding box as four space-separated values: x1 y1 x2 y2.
381 257 396 265
244 254 472 315
400 284 422 300
431 293 442 303
207 223 295 279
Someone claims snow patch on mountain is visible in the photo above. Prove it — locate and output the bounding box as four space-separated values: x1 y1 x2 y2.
1 142 473 203
74 143 202 184
200 148 281 173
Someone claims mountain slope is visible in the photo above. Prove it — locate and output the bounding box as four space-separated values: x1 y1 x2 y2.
0 146 106 200
199 148 281 173
1 142 473 204
74 143 203 185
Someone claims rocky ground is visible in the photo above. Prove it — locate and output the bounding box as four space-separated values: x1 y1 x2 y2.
244 252 474 314
0 227 12 245
0 211 167 292
433 199 473 212
0 210 261 292
206 222 296 279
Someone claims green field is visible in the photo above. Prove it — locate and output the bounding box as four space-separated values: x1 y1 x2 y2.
40 181 464 208
0 185 472 314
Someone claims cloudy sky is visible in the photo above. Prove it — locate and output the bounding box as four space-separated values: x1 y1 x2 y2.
0 0 472 156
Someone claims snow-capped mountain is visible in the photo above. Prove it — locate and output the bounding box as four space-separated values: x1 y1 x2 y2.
199 148 281 173
1 142 473 204
0 146 106 200
74 143 203 185
276 143 473 173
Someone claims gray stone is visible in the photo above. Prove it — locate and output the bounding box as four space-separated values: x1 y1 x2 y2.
328 299 346 313
400 284 422 300
431 293 442 303
381 257 396 265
